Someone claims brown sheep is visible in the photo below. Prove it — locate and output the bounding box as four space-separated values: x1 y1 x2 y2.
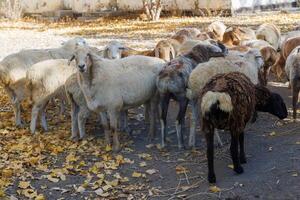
200 72 287 183
222 26 256 46
272 36 300 80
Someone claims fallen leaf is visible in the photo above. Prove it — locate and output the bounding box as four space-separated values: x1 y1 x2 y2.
132 171 142 178
296 141 300 145
210 186 221 193
146 169 157 175
95 188 104 196
35 194 45 200
18 181 31 189
105 145 112 152
2 169 13 178
269 132 276 136
139 162 147 167
228 165 234 169
292 173 298 177
46 175 59 183
76 186 85 193
176 165 189 174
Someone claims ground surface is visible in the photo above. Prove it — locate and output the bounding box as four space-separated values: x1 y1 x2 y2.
1 13 300 200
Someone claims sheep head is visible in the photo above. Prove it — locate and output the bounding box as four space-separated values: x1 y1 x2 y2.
155 40 176 62
62 37 87 50
69 45 93 73
104 41 127 59
255 85 288 119
260 46 279 85
186 41 228 63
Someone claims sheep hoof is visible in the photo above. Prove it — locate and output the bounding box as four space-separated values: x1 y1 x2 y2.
208 174 216 183
234 166 244 174
16 121 26 129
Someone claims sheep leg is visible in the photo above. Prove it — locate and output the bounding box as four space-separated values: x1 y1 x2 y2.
214 129 223 147
176 98 188 149
78 109 90 140
205 128 216 183
40 102 48 132
4 87 24 127
100 112 111 145
70 101 79 141
148 94 159 141
144 103 150 123
239 131 247 164
189 99 198 148
292 83 300 120
30 104 41 134
120 110 132 135
109 111 121 152
230 132 243 174
160 94 170 148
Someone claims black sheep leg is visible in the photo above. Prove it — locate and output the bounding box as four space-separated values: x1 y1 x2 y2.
160 94 170 148
205 129 216 183
292 84 299 120
239 131 247 164
230 132 244 174
176 97 189 149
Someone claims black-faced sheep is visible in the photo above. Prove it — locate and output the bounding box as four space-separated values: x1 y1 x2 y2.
0 37 86 128
69 45 165 152
199 72 287 183
156 42 228 149
186 49 264 148
285 46 300 119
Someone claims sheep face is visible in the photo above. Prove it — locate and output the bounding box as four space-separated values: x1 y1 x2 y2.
70 47 92 73
262 93 288 119
155 41 175 62
104 41 126 59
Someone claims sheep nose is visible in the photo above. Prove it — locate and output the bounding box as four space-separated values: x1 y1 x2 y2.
78 64 85 69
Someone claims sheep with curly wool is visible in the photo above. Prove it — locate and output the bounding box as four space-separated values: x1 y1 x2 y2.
256 23 281 50
0 37 86 128
199 72 287 183
69 45 165 152
186 49 265 146
26 59 77 134
285 46 300 119
156 42 228 149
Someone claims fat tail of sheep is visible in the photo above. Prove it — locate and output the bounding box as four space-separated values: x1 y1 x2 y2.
201 91 233 116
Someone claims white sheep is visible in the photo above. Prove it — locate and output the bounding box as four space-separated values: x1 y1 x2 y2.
241 39 272 49
26 59 77 134
69 45 165 152
186 49 264 146
285 45 300 119
256 23 281 50
207 21 227 41
0 37 86 127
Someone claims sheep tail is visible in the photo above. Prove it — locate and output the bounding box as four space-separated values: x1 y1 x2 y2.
201 91 233 116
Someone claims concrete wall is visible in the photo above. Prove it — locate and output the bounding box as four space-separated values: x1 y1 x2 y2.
20 0 231 13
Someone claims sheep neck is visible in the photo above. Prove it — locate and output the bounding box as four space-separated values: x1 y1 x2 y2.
184 53 208 66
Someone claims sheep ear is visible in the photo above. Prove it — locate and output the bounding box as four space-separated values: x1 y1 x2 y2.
68 55 75 66
87 53 93 66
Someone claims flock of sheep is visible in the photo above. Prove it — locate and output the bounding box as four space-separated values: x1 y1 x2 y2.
3 20 300 183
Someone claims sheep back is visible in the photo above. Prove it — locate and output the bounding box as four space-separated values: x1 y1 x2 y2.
200 72 256 134
256 23 281 50
187 55 259 100
26 59 77 103
285 46 300 81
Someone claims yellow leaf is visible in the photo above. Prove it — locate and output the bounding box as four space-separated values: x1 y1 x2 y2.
46 175 59 183
22 189 38 199
0 189 5 197
132 171 142 178
228 165 234 169
102 185 112 191
139 162 147 167
269 132 276 136
209 186 221 193
292 173 298 177
105 145 112 152
18 181 31 189
76 186 85 193
138 153 152 160
296 141 300 145
35 194 45 200
2 169 13 178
